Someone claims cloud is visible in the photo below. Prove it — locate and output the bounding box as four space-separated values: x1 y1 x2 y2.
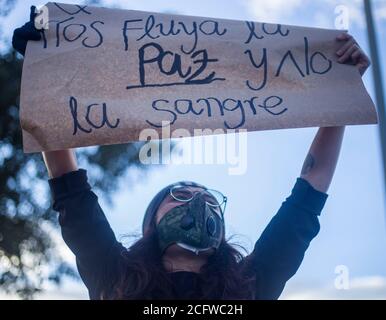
283 276 386 300
375 3 386 21
3 275 386 300
244 0 303 24
350 276 386 290
243 0 386 29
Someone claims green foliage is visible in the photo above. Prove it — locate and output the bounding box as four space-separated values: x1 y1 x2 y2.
0 51 157 298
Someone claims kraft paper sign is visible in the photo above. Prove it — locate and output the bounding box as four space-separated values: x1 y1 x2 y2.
20 2 378 153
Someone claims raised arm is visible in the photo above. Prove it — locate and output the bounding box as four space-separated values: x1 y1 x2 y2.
300 126 345 193
42 149 78 178
247 33 371 299
300 33 371 193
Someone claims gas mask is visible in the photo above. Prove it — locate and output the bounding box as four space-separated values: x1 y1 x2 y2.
156 193 225 255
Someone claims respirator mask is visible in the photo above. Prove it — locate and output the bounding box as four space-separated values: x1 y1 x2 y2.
156 186 227 255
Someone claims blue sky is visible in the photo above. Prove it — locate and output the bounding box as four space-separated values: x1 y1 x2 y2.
1 0 386 299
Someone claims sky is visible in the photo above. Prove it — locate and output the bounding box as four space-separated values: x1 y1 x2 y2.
1 0 386 299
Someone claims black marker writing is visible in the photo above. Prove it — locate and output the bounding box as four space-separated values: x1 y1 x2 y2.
245 21 289 44
146 95 287 130
245 21 263 43
122 19 143 51
257 96 287 115
245 48 267 91
53 3 91 15
83 21 104 48
69 96 120 135
262 23 289 36
246 37 332 91
276 50 305 77
276 37 332 77
127 42 225 89
42 17 104 48
146 99 177 127
122 15 227 54
62 23 86 42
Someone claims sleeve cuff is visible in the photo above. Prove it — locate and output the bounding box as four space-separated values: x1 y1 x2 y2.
286 177 328 216
48 169 91 203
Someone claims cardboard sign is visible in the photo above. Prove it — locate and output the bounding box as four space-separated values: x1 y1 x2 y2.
20 2 378 153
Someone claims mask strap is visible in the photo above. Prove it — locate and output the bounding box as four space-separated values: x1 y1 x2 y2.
176 242 213 255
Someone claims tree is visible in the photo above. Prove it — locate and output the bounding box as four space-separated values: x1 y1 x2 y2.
0 0 179 299
0 49 164 298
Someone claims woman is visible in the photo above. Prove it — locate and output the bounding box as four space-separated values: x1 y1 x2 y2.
13 6 370 300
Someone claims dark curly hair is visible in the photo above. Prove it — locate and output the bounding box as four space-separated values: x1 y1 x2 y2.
99 181 257 299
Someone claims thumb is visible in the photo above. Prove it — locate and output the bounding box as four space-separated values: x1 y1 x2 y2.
30 5 37 24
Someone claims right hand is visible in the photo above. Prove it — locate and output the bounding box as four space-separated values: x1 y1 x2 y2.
12 5 42 56
336 32 371 77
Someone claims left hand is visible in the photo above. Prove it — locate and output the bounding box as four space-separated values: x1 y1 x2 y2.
12 6 42 56
336 32 371 77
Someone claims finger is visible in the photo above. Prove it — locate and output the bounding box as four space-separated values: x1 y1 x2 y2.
351 49 362 63
338 45 357 63
336 38 355 56
336 32 351 41
30 5 37 23
352 47 369 64
357 55 370 70
357 61 368 76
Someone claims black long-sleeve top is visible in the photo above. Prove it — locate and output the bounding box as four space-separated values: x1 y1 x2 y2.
48 169 328 300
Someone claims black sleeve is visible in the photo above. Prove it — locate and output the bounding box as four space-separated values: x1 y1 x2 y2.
249 178 328 300
48 169 124 298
